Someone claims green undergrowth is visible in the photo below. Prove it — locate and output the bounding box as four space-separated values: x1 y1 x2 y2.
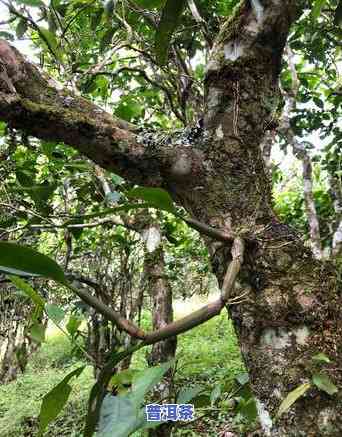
0 313 244 436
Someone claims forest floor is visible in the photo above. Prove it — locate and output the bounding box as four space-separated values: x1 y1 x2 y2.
0 296 257 436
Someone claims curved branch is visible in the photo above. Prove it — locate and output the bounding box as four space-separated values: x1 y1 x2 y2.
67 282 146 339
66 237 243 345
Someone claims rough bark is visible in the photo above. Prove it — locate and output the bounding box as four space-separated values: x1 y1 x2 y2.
0 39 201 189
199 2 342 435
1 1 342 435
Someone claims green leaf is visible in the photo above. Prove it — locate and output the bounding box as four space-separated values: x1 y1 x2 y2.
135 0 165 9
45 304 65 324
16 19 28 38
38 27 62 60
276 383 311 418
235 372 249 386
127 187 176 213
110 368 139 388
100 27 116 52
84 347 144 437
111 173 124 186
17 0 44 6
177 385 204 404
130 361 172 406
66 315 82 337
30 322 46 343
38 27 57 49
26 183 57 203
9 276 45 308
97 395 142 437
16 169 34 186
39 366 85 434
192 394 211 407
0 242 66 284
0 31 14 41
210 384 222 405
155 0 186 65
312 373 338 396
311 0 327 19
0 121 6 135
236 397 258 422
115 99 143 122
312 352 331 364
334 0 342 25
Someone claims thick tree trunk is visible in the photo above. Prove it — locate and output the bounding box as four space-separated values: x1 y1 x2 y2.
187 3 341 435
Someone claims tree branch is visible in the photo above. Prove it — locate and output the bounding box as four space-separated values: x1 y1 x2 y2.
0 40 191 187
67 282 146 339
64 236 243 345
143 237 243 344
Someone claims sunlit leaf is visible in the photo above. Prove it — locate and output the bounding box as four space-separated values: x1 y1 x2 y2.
9 276 45 308
276 383 311 418
45 304 65 324
66 315 82 337
38 366 85 434
30 322 46 343
38 27 61 59
311 0 327 20
127 187 176 213
312 352 331 364
17 0 44 6
312 373 338 396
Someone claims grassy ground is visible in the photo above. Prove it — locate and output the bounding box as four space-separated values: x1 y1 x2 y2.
0 302 248 436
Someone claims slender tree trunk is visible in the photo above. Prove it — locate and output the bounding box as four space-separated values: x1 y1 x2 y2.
329 174 342 258
0 286 33 383
142 222 176 437
279 47 324 260
301 153 323 259
143 223 176 366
